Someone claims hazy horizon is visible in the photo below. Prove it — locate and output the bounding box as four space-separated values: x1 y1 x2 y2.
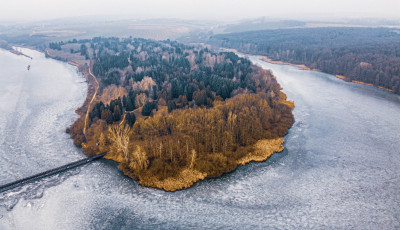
0 0 399 23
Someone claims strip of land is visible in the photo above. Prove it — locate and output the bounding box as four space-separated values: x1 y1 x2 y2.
259 56 395 93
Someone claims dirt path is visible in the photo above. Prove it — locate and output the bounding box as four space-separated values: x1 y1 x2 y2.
119 111 135 125
83 65 99 137
119 113 126 125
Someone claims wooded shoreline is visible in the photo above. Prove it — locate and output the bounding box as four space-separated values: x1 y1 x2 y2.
45 38 295 191
259 55 395 93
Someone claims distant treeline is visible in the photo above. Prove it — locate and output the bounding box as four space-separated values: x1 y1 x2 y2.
209 27 400 93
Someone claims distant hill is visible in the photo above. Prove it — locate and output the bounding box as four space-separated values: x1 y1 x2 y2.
0 18 213 49
218 19 306 33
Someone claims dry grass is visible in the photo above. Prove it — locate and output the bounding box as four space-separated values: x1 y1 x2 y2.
138 169 207 192
336 75 347 80
337 75 394 92
260 56 309 70
352 80 374 87
114 138 285 192
281 100 295 109
140 138 284 191
378 86 394 92
104 151 126 162
237 138 284 165
280 92 295 109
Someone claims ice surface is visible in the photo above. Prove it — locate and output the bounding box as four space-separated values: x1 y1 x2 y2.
0 49 399 229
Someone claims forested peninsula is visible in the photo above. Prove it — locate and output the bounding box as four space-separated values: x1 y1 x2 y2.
48 37 294 191
209 27 400 94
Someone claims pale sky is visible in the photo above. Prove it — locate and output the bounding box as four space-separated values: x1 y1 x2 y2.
0 0 399 22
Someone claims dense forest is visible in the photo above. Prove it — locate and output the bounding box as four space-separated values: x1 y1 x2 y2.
60 37 294 191
209 27 400 94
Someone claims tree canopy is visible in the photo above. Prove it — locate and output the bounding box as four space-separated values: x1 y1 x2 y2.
210 27 400 94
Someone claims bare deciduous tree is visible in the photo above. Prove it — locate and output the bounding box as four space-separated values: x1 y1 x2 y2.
108 124 131 162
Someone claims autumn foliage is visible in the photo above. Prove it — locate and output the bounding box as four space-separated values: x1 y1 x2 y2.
66 37 294 191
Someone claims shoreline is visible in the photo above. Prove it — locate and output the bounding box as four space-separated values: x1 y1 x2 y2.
1 44 34 59
335 75 394 93
259 56 311 71
117 138 286 192
257 55 395 94
9 49 33 59
17 46 294 192
221 48 314 71
63 49 294 192
42 48 100 147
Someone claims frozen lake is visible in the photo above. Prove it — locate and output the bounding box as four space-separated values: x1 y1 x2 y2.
1 49 399 229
